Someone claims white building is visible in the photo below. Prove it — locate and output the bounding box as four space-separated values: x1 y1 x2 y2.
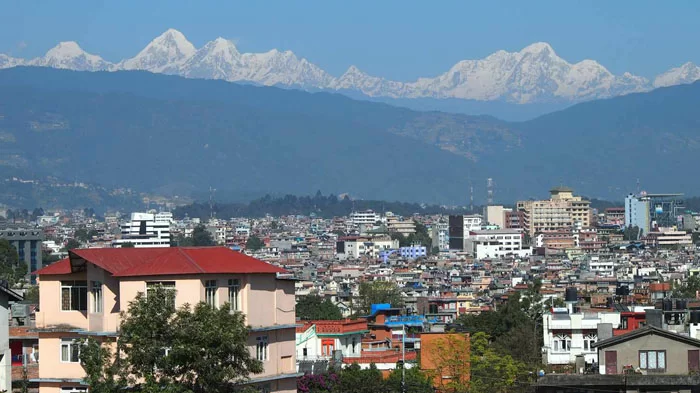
336 236 398 260
112 212 171 248
350 210 381 227
431 222 449 252
589 256 616 277
464 229 531 259
542 309 621 366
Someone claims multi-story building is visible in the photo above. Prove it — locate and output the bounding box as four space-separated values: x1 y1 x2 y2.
464 229 530 260
431 221 449 252
448 215 483 250
34 247 298 393
295 319 368 372
625 193 684 235
505 210 525 230
0 227 43 283
335 235 398 260
112 212 171 248
517 187 591 236
386 214 416 236
349 210 381 228
399 245 427 259
483 206 507 229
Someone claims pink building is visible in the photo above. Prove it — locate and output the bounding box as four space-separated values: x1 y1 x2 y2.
34 247 298 393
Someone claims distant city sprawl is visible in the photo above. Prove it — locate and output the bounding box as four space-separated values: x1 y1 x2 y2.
1 186 700 392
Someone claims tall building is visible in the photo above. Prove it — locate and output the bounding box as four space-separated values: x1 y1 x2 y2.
448 215 482 250
431 221 449 252
625 193 684 235
349 210 381 227
517 187 591 236
112 212 171 248
483 205 507 229
35 247 298 393
0 228 43 284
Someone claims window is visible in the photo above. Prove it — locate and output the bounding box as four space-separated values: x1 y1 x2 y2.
205 280 218 308
228 279 240 311
146 281 176 307
61 281 87 311
583 334 597 352
256 336 268 361
553 334 571 352
60 339 80 363
91 281 103 313
61 388 87 393
639 350 666 372
621 317 628 330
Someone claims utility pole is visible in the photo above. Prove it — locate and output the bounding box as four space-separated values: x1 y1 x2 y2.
401 323 406 393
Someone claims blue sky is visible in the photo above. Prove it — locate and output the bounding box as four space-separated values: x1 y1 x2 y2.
2 0 699 81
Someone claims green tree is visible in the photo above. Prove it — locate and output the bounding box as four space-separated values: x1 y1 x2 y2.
356 281 404 315
81 286 262 393
623 225 641 241
120 242 135 248
385 367 433 393
334 363 385 393
65 238 82 251
673 274 700 298
24 286 39 303
191 225 215 246
245 235 264 251
296 294 343 320
0 239 27 285
469 332 527 393
74 228 90 242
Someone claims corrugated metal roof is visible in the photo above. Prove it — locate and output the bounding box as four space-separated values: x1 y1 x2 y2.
36 247 286 277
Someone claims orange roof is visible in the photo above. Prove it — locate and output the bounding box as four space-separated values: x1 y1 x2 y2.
35 247 286 277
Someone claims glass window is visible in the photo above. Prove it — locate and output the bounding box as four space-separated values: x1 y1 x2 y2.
91 281 103 313
228 279 240 311
60 339 80 363
205 280 217 309
146 281 176 307
61 281 87 311
639 350 666 371
256 336 268 361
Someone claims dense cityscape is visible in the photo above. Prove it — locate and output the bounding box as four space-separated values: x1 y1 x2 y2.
0 185 699 392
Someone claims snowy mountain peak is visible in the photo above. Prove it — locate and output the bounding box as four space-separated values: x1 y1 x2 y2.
521 42 555 55
653 62 700 88
120 28 196 72
32 41 111 71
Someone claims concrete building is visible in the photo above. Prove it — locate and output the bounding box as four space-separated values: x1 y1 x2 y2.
399 245 427 259
517 187 591 236
0 228 43 284
349 210 381 228
386 214 416 236
0 284 22 393
336 236 398 260
34 247 298 393
431 221 449 252
625 193 684 235
112 212 171 248
295 319 368 373
483 205 507 229
464 229 531 259
448 215 483 251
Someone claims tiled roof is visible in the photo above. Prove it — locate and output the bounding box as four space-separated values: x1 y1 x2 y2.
35 247 286 277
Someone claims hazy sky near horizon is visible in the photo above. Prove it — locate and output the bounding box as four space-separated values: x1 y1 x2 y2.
3 0 700 81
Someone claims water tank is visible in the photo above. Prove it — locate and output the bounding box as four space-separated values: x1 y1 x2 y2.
676 299 688 310
565 287 578 302
662 299 673 311
691 311 700 325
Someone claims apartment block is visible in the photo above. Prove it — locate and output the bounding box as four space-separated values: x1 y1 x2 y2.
517 187 591 236
34 247 298 393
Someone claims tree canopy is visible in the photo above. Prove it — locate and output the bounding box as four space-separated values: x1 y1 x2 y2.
80 286 262 393
177 225 215 247
356 281 404 315
245 235 264 251
296 294 343 320
0 239 27 286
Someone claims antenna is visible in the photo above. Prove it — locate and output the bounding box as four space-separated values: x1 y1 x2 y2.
469 182 474 213
209 186 216 219
636 178 640 195
487 178 494 205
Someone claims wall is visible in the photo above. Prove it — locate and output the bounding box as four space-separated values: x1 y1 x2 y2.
37 273 89 330
38 333 86 380
599 334 700 375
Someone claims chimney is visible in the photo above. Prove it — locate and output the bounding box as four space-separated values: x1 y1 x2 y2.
597 323 613 341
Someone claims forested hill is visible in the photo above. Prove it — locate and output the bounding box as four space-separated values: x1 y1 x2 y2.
172 193 473 219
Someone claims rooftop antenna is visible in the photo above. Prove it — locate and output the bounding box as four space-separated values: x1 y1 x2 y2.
487 178 494 205
636 178 641 195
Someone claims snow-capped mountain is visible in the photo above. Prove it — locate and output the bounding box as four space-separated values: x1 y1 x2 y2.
29 41 113 71
1 29 698 104
654 62 700 88
118 28 196 73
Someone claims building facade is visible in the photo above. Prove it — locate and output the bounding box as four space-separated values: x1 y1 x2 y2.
113 212 171 248
517 187 591 236
34 247 298 393
464 229 530 259
0 228 43 283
